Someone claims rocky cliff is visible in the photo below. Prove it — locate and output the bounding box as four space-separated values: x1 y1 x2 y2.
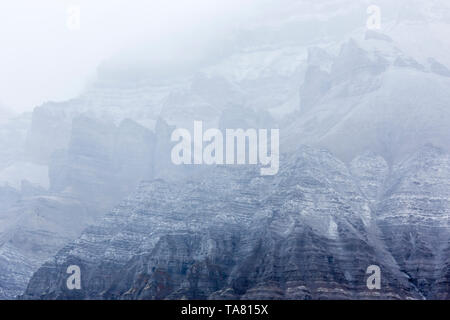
21 145 449 299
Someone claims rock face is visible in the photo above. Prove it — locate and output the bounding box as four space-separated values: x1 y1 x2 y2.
49 116 156 212
286 36 450 163
0 115 161 299
0 193 94 299
21 145 450 299
375 145 450 299
3 2 450 300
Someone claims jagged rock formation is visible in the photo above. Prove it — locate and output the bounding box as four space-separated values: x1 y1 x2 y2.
3 1 450 300
48 116 156 211
375 145 450 298
286 36 450 163
0 193 95 299
0 116 160 299
21 145 449 299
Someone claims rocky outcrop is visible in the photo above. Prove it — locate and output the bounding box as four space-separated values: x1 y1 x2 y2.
374 145 450 299
0 193 94 299
288 37 450 163
0 115 161 299
21 145 450 300
4 4 450 301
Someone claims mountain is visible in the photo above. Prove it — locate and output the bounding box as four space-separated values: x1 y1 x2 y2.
285 34 450 163
21 145 449 299
0 191 95 299
2 1 450 300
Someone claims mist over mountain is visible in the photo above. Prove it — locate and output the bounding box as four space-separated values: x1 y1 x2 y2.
0 1 449 299
0 103 12 122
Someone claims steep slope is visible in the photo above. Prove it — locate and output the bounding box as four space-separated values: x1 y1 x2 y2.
23 145 450 300
0 194 94 299
374 145 450 298
285 34 450 163
4 1 450 300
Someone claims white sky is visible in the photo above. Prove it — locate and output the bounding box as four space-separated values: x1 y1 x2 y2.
1 0 448 115
0 0 261 114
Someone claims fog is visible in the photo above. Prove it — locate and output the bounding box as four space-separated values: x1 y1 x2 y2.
0 0 261 114
1 0 450 301
1 0 449 114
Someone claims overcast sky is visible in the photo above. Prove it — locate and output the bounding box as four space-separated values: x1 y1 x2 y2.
1 0 448 115
0 0 263 114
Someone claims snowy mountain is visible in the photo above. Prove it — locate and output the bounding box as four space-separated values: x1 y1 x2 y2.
1 1 450 299
285 33 450 163
21 145 450 299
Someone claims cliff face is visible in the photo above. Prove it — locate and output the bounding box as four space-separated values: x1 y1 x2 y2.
0 194 94 299
3 3 450 300
21 145 449 300
0 115 161 299
375 145 450 299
